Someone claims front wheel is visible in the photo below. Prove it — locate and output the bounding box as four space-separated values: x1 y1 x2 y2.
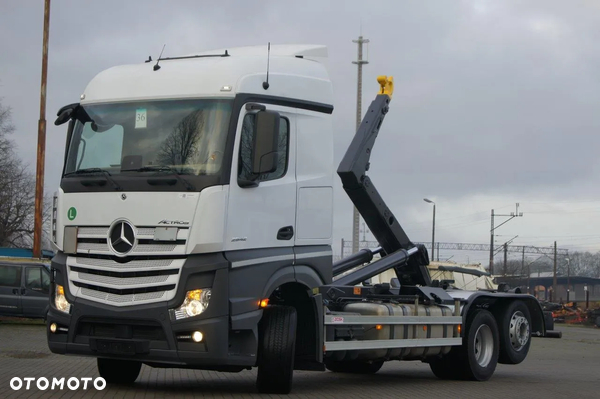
97 358 141 384
498 301 531 364
256 305 297 394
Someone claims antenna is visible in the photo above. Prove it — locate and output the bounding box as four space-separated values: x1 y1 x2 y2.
153 44 166 71
262 42 271 90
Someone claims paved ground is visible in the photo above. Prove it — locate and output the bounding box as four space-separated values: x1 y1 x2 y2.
0 320 598 398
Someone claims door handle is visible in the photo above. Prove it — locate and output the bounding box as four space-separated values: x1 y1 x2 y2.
277 226 294 241
12 288 18 295
21 288 26 295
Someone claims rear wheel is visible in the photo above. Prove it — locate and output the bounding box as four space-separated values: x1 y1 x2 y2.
325 359 384 374
462 309 499 380
430 309 499 381
97 358 141 384
498 301 531 364
256 305 297 394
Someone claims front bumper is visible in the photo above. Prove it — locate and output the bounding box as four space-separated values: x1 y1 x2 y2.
47 298 260 369
47 252 262 370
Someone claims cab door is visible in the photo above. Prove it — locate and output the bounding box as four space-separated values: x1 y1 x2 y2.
224 104 296 252
0 264 22 316
21 266 50 318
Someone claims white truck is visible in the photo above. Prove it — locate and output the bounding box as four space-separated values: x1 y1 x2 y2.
47 44 551 394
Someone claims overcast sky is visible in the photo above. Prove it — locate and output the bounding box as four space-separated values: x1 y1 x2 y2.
1 0 600 267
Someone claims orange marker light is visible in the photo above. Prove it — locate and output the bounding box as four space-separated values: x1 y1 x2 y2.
423 325 427 332
458 325 462 334
375 324 383 330
259 299 269 308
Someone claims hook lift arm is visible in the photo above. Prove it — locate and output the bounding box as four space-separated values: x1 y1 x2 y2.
335 76 431 287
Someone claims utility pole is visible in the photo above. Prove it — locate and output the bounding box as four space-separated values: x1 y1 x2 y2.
351 34 369 254
489 203 523 275
489 209 494 274
566 257 571 302
552 241 557 300
33 0 51 259
521 246 525 287
424 198 436 261
503 243 508 276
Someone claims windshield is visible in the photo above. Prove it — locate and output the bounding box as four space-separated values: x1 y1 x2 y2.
64 99 232 176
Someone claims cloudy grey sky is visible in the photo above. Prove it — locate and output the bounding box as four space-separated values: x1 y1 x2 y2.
1 0 600 266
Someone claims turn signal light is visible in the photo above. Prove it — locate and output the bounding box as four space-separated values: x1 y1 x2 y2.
259 299 269 308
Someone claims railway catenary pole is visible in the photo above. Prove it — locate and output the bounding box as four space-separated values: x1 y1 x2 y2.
351 35 369 254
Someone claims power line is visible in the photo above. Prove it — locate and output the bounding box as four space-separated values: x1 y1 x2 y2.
342 240 569 257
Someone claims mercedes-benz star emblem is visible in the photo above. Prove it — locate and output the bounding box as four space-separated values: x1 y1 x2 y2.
108 221 136 255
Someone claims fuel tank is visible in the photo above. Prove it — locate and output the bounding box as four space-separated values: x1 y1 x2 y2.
339 302 455 361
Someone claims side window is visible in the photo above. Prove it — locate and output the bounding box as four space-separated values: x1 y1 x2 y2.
25 268 43 291
0 265 21 287
238 113 289 182
41 269 50 293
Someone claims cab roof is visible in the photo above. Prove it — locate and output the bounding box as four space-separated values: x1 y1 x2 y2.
81 44 333 107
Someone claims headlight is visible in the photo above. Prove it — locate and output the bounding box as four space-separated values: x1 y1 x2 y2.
171 289 211 320
54 284 71 314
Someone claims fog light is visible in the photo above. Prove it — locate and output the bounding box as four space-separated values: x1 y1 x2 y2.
192 331 203 343
50 323 57 333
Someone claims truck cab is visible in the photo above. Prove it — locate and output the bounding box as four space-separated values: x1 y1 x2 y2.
48 44 334 381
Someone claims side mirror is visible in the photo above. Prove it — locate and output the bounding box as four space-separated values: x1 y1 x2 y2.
252 110 280 174
55 103 79 126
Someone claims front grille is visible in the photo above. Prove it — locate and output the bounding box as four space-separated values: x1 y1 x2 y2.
75 257 175 269
74 281 175 295
66 255 185 307
66 224 188 307
80 288 167 303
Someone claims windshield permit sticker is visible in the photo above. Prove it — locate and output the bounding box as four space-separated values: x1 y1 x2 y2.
135 108 147 129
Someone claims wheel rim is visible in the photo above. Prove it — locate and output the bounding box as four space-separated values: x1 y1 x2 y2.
473 324 494 367
509 311 530 351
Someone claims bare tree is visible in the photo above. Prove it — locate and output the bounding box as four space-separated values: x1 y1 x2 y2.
157 110 206 168
0 98 52 249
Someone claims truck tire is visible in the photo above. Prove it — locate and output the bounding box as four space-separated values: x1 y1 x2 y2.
430 309 499 381
256 305 297 394
498 301 531 364
325 359 384 374
97 358 141 384
462 309 499 381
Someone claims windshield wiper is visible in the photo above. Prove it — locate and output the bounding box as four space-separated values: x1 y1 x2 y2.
122 166 195 191
64 168 122 191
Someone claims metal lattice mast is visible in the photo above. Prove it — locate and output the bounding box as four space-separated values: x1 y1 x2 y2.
352 35 369 254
